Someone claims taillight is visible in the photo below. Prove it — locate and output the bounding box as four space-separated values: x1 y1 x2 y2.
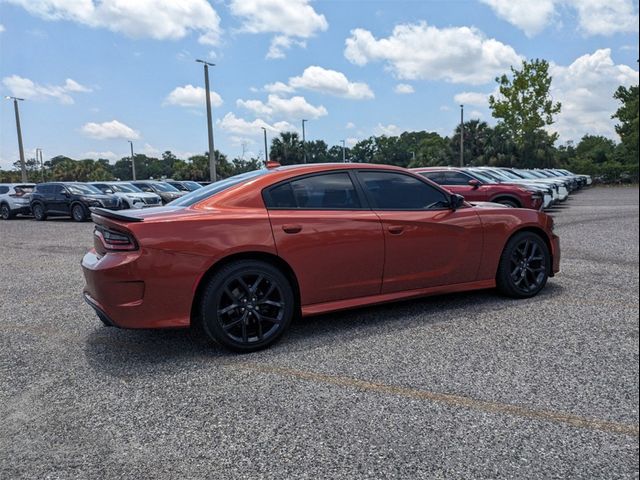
94 225 138 251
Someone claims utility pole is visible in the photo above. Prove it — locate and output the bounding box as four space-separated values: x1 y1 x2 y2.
459 104 464 167
196 59 217 182
301 119 307 163
261 127 268 164
5 96 27 182
340 140 346 163
128 140 137 180
36 148 44 182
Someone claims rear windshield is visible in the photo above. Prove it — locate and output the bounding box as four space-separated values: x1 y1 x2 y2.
169 170 268 207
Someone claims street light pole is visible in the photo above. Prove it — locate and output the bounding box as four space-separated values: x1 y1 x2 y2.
301 119 307 163
196 59 217 182
340 140 346 163
5 96 27 182
128 140 137 180
261 127 268 164
459 104 464 167
36 148 44 182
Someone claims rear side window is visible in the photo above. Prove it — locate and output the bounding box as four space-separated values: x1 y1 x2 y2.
0 186 9 194
358 171 448 210
265 173 361 210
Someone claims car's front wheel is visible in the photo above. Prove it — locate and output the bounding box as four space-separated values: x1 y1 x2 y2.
496 231 550 298
0 203 13 220
200 260 295 352
71 203 87 222
32 203 47 221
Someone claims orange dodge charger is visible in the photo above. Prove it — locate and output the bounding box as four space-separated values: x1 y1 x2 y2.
82 163 560 351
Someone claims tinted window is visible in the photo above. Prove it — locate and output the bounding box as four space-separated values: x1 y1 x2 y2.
419 172 444 184
132 183 154 193
358 171 448 210
266 173 361 210
51 185 65 194
0 186 8 194
170 170 268 207
443 171 472 185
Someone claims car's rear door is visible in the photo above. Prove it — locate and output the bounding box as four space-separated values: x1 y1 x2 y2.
355 170 483 293
264 171 385 306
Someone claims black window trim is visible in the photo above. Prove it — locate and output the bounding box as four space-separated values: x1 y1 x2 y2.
262 170 370 211
352 169 454 212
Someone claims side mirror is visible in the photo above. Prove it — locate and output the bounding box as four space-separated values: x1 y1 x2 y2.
105 189 114 194
62 191 70 197
450 193 465 210
468 179 481 189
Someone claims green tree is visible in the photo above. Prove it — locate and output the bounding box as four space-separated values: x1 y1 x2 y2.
575 135 615 164
612 85 639 164
489 59 561 167
270 132 303 165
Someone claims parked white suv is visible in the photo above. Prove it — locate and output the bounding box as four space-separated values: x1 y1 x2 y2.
0 183 35 219
89 182 162 208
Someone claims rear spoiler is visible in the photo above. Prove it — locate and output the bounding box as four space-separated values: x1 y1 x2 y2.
90 207 144 223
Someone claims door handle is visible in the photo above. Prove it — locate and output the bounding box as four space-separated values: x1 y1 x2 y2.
282 224 302 234
387 225 404 235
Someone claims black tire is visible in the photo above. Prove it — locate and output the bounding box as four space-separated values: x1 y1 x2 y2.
32 203 47 221
200 260 295 352
71 203 87 222
496 231 550 298
0 203 14 220
495 198 519 208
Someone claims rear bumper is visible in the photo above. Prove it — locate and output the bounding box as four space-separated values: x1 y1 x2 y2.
81 248 208 329
11 205 31 215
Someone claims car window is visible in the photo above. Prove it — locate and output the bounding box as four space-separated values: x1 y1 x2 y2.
443 171 472 185
51 185 65 194
266 172 361 210
171 170 268 207
133 183 154 193
67 184 101 195
0 186 8 194
358 171 448 210
419 172 444 184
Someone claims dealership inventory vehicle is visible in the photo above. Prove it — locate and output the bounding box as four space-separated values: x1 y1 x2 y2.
30 182 123 222
129 180 185 204
164 180 203 192
477 167 569 202
0 183 35 219
412 167 549 210
89 182 162 208
82 164 560 352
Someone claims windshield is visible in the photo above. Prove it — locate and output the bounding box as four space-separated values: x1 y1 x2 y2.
169 170 268 207
470 169 502 182
183 181 203 190
111 183 142 193
67 184 102 195
148 182 180 192
510 170 537 179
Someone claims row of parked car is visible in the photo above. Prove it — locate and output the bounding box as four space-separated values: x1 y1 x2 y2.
0 180 203 221
0 167 590 221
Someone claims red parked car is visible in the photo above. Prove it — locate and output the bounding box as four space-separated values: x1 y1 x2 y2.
82 164 560 351
412 167 544 210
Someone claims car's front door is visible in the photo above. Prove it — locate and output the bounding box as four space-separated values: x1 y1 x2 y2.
264 171 385 306
355 170 484 294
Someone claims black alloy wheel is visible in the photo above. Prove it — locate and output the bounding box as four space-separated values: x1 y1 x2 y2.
72 204 87 222
200 260 294 352
497 231 550 298
32 203 46 221
1 203 12 220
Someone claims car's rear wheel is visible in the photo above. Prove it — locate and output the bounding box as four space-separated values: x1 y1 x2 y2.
496 231 550 298
32 203 47 221
200 260 294 352
72 203 87 222
1 203 14 220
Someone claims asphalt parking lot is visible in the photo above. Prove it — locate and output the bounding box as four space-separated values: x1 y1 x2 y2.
1 186 638 479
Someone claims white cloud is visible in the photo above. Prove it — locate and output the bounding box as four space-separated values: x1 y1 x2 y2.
230 0 328 58
549 49 639 142
394 83 415 94
374 123 403 136
344 22 522 85
81 120 140 140
0 24 5 33
267 35 306 59
288 66 374 99
2 75 91 104
346 137 358 147
439 105 451 111
480 0 639 36
264 81 295 94
237 94 328 120
84 151 118 161
454 91 490 106
479 0 556 37
218 112 296 136
6 0 222 44
163 84 223 108
346 122 356 129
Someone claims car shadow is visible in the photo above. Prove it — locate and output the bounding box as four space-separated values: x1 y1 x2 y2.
84 282 566 378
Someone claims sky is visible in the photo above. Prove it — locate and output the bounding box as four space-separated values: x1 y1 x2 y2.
0 0 638 169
